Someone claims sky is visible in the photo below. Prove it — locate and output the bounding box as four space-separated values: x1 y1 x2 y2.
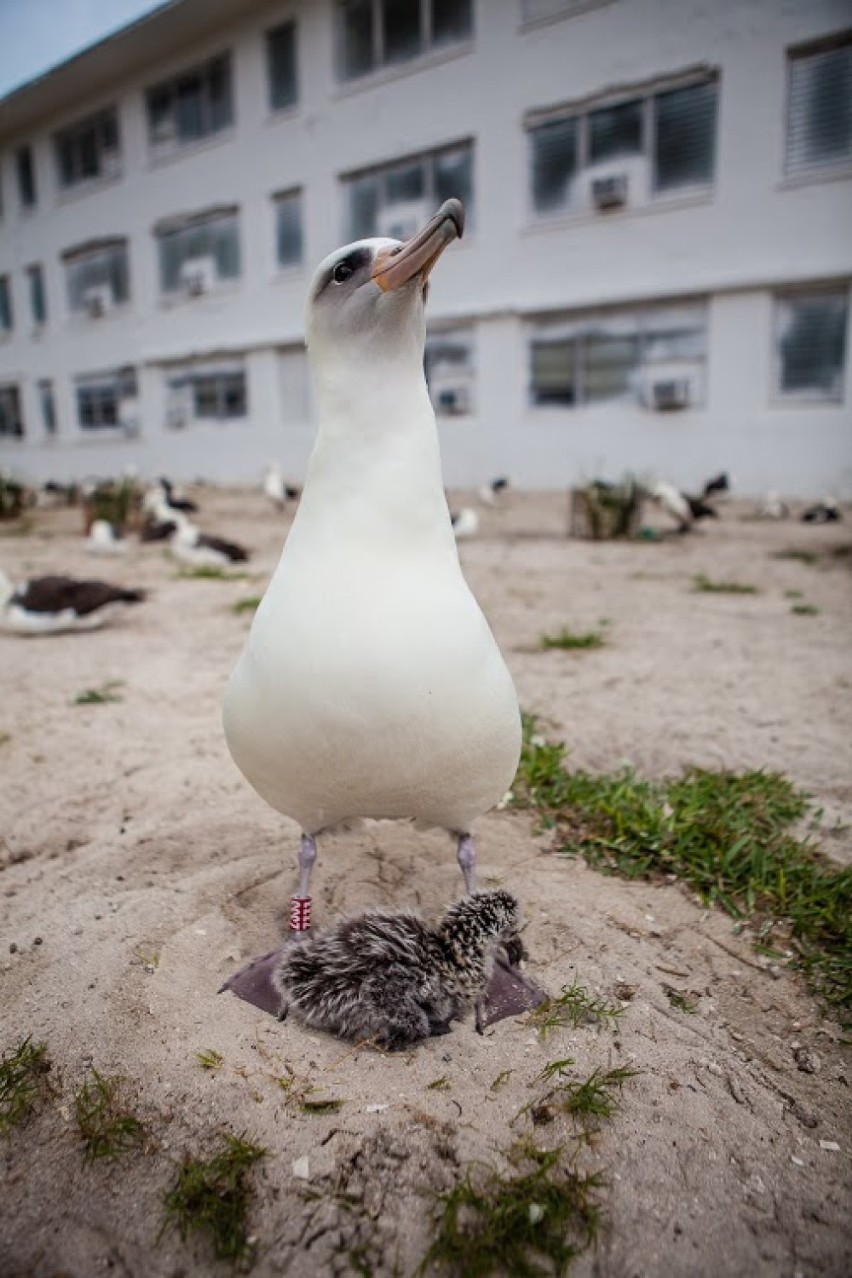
0 0 164 98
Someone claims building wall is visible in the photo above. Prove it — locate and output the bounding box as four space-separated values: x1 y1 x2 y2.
0 0 850 494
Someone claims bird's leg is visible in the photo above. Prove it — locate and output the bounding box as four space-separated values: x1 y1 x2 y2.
457 832 476 894
290 833 317 935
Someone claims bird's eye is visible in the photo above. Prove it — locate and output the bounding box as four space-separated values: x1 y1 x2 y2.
333 261 354 284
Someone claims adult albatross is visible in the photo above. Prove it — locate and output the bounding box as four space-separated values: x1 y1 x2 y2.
222 200 535 1022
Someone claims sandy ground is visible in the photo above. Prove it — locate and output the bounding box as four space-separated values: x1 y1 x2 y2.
1 489 850 1278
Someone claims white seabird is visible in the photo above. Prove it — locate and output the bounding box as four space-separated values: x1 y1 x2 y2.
222 199 521 930
0 570 145 635
451 506 480 539
85 519 127 555
170 521 250 568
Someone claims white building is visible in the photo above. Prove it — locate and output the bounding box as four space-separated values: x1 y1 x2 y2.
0 0 850 495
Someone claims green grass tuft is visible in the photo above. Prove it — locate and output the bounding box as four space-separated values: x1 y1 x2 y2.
527 980 623 1039
73 1069 145 1164
0 1038 52 1133
420 1146 603 1278
231 596 263 615
161 1132 266 1263
512 715 852 1016
791 604 820 616
175 566 251 581
772 549 818 566
692 573 759 595
196 1049 224 1071
73 680 123 706
538 628 606 652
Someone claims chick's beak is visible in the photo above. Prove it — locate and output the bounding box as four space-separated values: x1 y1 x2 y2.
371 198 465 293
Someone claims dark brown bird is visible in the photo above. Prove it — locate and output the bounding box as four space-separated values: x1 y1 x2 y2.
0 571 146 635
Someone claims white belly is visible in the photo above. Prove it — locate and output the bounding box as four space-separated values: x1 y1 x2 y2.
222 555 520 834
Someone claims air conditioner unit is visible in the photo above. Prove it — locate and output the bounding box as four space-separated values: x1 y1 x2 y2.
377 200 432 243
83 285 114 318
180 256 217 297
591 175 628 210
648 378 691 411
434 383 472 415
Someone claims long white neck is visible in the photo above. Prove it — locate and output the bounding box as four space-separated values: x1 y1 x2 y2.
297 343 455 552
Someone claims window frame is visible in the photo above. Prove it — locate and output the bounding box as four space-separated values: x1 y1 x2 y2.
272 188 304 270
0 384 24 439
0 275 12 333
424 324 477 417
527 298 709 411
62 238 131 314
154 206 241 295
54 107 122 190
164 363 248 424
16 146 36 209
145 52 234 156
342 138 474 239
75 366 138 432
26 264 47 327
526 69 719 220
266 19 299 112
772 284 849 405
335 0 473 84
784 32 852 181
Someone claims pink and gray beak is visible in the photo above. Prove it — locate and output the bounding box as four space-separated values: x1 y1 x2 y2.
371 198 465 292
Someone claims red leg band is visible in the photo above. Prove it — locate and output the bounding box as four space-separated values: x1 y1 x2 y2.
290 895 312 931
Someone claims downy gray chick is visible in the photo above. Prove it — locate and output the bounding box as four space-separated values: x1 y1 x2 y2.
273 889 521 1049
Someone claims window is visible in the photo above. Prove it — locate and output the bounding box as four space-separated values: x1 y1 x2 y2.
156 207 240 294
0 385 23 438
16 146 36 208
775 288 848 401
273 190 303 267
146 53 233 153
38 380 57 435
786 36 852 176
54 108 121 188
165 364 247 424
344 140 473 238
425 326 475 415
76 367 137 430
0 276 12 332
27 265 46 326
529 301 708 408
336 0 473 81
528 73 718 215
63 240 130 314
267 21 298 110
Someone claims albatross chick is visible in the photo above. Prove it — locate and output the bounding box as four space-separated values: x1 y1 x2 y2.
274 890 522 1048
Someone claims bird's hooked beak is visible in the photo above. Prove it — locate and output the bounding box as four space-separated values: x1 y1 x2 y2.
371 198 465 293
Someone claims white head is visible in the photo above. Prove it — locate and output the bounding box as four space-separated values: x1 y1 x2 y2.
305 199 464 391
172 521 199 548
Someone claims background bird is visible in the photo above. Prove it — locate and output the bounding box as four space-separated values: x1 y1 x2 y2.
0 571 145 635
84 519 127 555
170 522 249 568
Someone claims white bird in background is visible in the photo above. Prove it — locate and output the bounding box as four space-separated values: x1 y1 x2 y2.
223 199 521 942
85 519 127 555
263 462 287 511
649 479 694 532
0 570 145 635
451 506 480 539
169 521 250 568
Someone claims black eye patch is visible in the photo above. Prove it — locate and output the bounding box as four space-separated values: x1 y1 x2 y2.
322 247 373 292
